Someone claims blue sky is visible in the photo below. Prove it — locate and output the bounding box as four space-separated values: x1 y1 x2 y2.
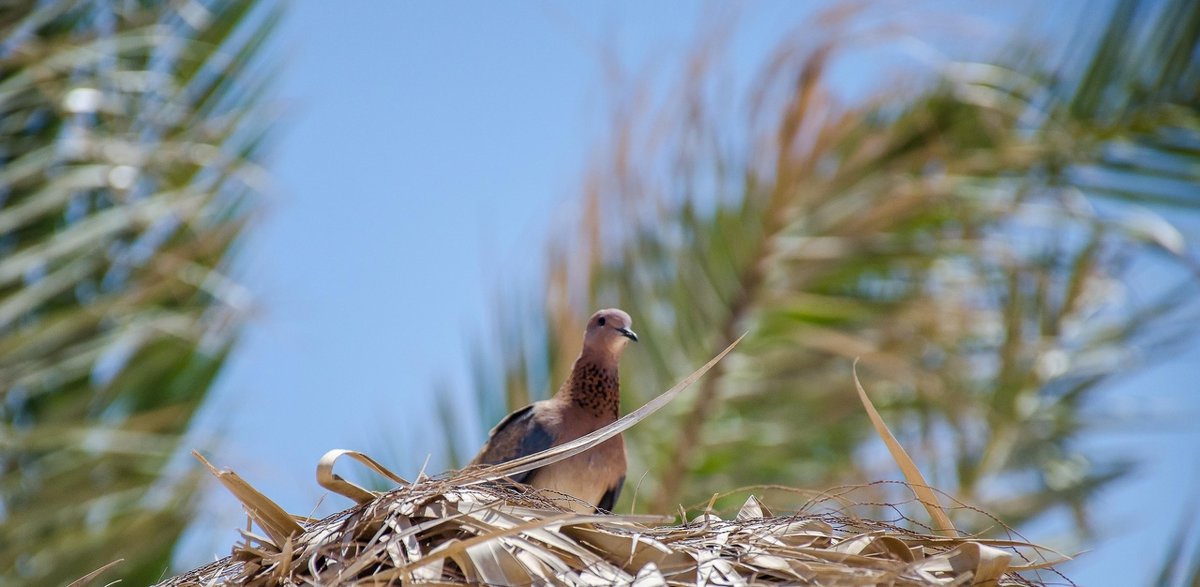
177 2 1199 584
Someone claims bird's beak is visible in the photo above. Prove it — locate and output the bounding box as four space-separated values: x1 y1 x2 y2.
618 327 639 342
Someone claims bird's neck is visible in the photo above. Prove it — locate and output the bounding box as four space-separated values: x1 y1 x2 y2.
556 351 621 419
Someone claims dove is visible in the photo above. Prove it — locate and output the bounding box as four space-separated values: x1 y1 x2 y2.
471 308 638 512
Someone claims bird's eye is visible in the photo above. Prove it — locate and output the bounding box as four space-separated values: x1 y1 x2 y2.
597 317 606 326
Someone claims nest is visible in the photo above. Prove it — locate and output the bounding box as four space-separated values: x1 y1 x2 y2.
156 472 1064 586
147 342 1067 586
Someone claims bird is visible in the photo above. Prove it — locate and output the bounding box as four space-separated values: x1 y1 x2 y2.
470 308 638 513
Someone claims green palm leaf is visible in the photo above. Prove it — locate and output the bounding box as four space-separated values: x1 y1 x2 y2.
0 1 279 584
460 0 1199 545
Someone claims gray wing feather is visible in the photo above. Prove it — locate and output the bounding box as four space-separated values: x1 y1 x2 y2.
472 404 555 484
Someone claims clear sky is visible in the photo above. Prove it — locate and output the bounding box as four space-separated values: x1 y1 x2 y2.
177 2 1199 585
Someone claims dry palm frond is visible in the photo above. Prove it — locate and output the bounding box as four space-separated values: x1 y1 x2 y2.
150 345 1067 587
157 468 1064 587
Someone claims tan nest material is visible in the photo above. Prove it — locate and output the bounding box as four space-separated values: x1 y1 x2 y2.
158 470 1065 587
146 342 1066 586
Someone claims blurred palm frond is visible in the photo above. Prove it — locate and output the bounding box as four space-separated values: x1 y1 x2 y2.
0 0 280 584
460 0 1200 542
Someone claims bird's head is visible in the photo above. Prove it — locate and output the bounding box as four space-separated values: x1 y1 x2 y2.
583 308 638 356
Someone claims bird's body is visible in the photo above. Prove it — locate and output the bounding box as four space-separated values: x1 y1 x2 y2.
471 309 637 513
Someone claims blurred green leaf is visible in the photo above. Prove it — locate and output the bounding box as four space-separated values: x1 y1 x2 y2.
0 1 279 585
458 0 1200 548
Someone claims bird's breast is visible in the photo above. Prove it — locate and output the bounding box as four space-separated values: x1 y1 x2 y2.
527 436 626 512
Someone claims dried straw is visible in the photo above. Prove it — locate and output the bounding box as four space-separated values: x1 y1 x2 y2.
144 340 1069 586
156 472 1065 586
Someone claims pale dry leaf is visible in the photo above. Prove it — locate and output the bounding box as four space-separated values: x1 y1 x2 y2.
193 451 302 545
851 362 957 537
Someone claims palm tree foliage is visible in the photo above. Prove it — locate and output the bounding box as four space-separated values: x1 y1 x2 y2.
451 0 1200 540
1153 503 1200 587
0 0 279 584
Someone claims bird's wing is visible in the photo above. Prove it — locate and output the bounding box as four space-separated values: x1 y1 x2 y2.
470 403 556 484
596 475 624 513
